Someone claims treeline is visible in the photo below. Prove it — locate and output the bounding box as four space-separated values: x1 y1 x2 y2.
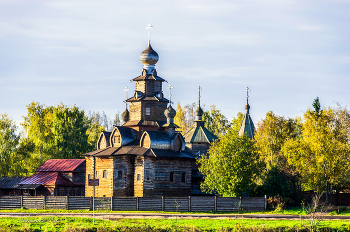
198 98 350 205
0 102 120 177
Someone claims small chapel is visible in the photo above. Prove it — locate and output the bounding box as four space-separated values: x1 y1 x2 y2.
82 38 217 197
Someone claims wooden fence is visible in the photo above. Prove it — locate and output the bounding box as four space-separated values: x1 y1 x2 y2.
0 196 266 211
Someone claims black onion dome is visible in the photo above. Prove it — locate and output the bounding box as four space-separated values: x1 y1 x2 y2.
121 108 129 122
245 104 250 110
164 105 176 119
140 44 159 65
195 106 203 116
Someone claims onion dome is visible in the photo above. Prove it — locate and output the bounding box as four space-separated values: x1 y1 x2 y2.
195 106 203 117
121 108 129 123
140 44 159 66
164 105 176 119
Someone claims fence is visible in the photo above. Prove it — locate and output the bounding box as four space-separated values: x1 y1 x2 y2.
303 193 350 206
0 196 266 211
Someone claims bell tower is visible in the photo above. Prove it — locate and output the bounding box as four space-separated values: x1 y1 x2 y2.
122 25 169 137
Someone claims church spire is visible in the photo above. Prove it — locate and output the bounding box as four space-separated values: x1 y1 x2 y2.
238 87 255 139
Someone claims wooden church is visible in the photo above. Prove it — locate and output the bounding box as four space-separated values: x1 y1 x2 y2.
82 40 217 197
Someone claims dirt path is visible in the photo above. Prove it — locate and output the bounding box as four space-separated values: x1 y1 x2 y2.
1 213 350 220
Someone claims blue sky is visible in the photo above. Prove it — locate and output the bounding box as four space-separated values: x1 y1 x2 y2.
0 0 349 126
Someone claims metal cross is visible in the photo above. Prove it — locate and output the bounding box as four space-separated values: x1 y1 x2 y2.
245 87 251 104
124 86 129 108
198 86 202 107
145 23 154 44
168 84 174 106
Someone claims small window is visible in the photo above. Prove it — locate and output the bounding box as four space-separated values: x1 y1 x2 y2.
103 170 107 178
137 174 141 181
170 172 174 182
146 108 151 115
181 173 186 183
88 174 92 180
118 170 123 179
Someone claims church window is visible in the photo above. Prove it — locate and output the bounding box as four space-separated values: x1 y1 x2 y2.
146 108 151 115
88 174 92 180
117 170 123 179
181 173 186 183
114 135 120 145
137 174 141 181
103 170 107 178
170 172 174 182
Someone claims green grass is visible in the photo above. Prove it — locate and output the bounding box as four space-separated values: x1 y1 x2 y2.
329 207 350 216
0 206 308 215
1 217 350 231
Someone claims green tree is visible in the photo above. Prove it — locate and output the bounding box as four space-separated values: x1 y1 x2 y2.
198 128 263 196
86 111 106 150
283 99 350 204
113 111 121 127
52 104 90 159
203 105 231 137
0 113 20 177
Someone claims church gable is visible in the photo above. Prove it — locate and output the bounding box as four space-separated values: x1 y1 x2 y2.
97 132 111 149
110 126 136 147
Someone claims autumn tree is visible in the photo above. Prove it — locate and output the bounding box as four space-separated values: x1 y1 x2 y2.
203 105 231 137
198 128 263 196
254 111 302 201
283 98 350 204
174 102 195 134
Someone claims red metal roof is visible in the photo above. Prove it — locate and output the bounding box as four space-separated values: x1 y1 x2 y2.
18 172 73 186
36 159 85 172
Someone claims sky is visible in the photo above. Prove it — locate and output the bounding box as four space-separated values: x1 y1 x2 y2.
0 0 349 127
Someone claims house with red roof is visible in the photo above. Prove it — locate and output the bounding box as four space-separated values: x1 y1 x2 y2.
17 159 86 196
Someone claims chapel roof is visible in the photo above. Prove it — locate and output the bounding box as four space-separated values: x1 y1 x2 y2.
183 125 217 143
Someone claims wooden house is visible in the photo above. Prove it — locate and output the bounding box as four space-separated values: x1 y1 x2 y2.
17 159 86 196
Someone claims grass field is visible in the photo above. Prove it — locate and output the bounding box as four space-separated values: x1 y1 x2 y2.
0 207 309 215
1 217 350 231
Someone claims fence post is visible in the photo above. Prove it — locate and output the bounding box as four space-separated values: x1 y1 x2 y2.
161 196 164 211
264 195 267 210
214 196 217 212
136 196 139 211
188 196 191 211
66 196 69 210
20 196 23 209
43 196 46 210
110 196 113 211
239 197 242 211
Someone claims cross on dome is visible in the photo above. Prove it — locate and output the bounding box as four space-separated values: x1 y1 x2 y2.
198 86 202 107
245 87 251 104
145 23 154 44
124 86 129 109
168 84 174 106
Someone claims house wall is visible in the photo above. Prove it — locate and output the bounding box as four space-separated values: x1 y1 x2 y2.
134 156 144 197
185 142 210 155
142 157 192 197
113 156 134 197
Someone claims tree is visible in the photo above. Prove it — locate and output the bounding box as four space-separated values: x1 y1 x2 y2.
0 113 20 177
203 105 231 137
283 99 350 204
198 128 263 196
113 111 121 127
86 111 106 150
52 104 90 159
174 102 195 134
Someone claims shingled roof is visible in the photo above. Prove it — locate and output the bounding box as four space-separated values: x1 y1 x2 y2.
238 103 255 139
36 159 85 172
0 177 27 189
183 124 217 143
19 172 73 186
